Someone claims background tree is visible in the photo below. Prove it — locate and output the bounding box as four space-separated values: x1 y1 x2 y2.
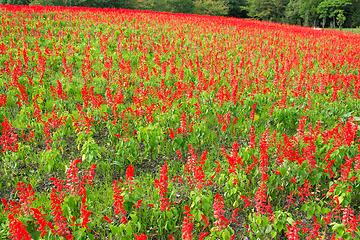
297 0 321 26
344 0 360 27
336 9 346 29
317 0 351 28
227 0 247 18
243 0 286 21
193 0 229 16
285 0 301 24
168 0 194 13
0 0 30 5
135 0 171 12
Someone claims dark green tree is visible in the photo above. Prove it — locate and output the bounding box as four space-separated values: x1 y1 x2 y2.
0 0 30 5
243 0 286 21
169 0 194 14
317 0 350 27
297 0 321 26
285 0 302 24
135 0 171 12
227 0 247 18
336 9 346 28
193 0 229 16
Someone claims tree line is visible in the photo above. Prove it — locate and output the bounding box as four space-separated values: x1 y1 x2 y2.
245 0 360 29
1 0 359 28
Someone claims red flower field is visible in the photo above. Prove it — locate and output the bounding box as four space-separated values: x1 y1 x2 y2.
1 4 360 239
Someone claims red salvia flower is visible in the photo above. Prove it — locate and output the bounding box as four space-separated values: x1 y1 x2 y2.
182 205 194 240
113 180 126 217
16 182 36 216
49 177 72 239
8 215 32 240
133 200 143 209
285 221 300 240
232 208 239 225
65 158 81 197
0 94 7 107
79 192 92 231
298 180 313 202
134 233 147 240
199 232 210 240
240 195 253 210
31 207 54 237
346 215 359 238
179 111 188 137
213 193 229 231
103 216 112 224
154 162 171 211
201 214 209 231
248 125 256 149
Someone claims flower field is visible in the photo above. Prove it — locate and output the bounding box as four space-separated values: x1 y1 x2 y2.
1 4 360 240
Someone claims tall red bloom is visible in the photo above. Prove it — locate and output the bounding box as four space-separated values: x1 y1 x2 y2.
65 158 81 197
31 206 54 237
285 221 300 240
213 193 229 231
182 206 194 240
8 215 32 240
154 162 171 211
49 177 73 239
113 180 126 217
16 182 36 216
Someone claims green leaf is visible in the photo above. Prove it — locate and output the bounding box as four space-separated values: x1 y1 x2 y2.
265 224 272 234
332 223 344 231
30 231 40 240
75 230 83 240
302 204 308 212
286 217 294 225
256 216 262 226
222 229 230 240
166 210 173 219
307 205 315 219
321 207 331 214
125 223 133 234
131 214 139 223
278 222 284 232
195 210 203 222
47 159 54 173
353 117 360 122
271 230 277 238
248 213 253 222
262 216 269 226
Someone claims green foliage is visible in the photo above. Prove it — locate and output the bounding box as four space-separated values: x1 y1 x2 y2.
79 0 134 9
297 0 321 26
243 0 285 21
0 0 30 5
193 0 229 16
317 0 351 20
285 0 301 24
135 0 171 12
227 0 248 18
29 0 86 6
168 0 194 13
337 10 346 28
244 0 359 28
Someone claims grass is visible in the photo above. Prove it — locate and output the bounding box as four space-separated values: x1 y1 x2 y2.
341 27 360 34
